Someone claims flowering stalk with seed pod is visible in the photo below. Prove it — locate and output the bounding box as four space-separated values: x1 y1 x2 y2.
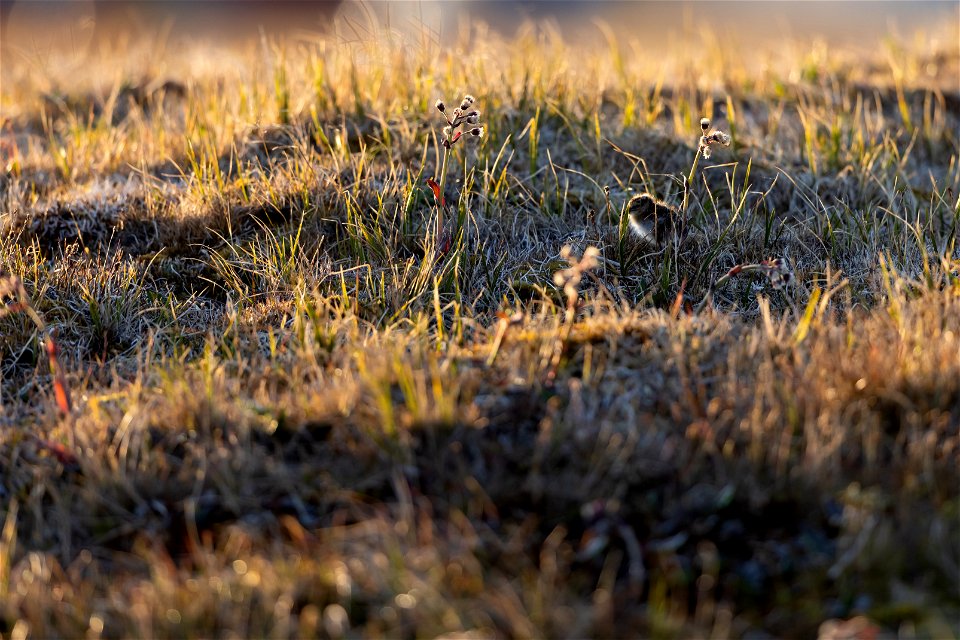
430 95 484 241
712 257 795 291
681 117 732 213
695 257 796 312
547 245 600 383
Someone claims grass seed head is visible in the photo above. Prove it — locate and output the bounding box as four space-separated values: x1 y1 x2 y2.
554 245 600 310
698 118 731 159
436 93 484 149
709 130 731 145
762 257 795 289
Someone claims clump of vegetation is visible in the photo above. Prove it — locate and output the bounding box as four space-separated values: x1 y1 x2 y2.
0 9 958 639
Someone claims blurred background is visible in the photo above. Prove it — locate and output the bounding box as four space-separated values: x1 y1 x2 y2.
1 0 956 58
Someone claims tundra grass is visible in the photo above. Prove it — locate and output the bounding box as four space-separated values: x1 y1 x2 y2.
1 17 959 638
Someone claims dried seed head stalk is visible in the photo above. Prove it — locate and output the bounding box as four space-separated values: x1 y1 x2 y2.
548 245 601 384
712 257 795 291
553 245 601 314
435 93 485 149
697 116 732 160
695 256 796 313
760 257 795 290
683 114 731 212
430 93 486 241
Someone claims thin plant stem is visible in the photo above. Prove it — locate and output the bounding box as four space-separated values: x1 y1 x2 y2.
682 145 701 214
437 145 451 237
